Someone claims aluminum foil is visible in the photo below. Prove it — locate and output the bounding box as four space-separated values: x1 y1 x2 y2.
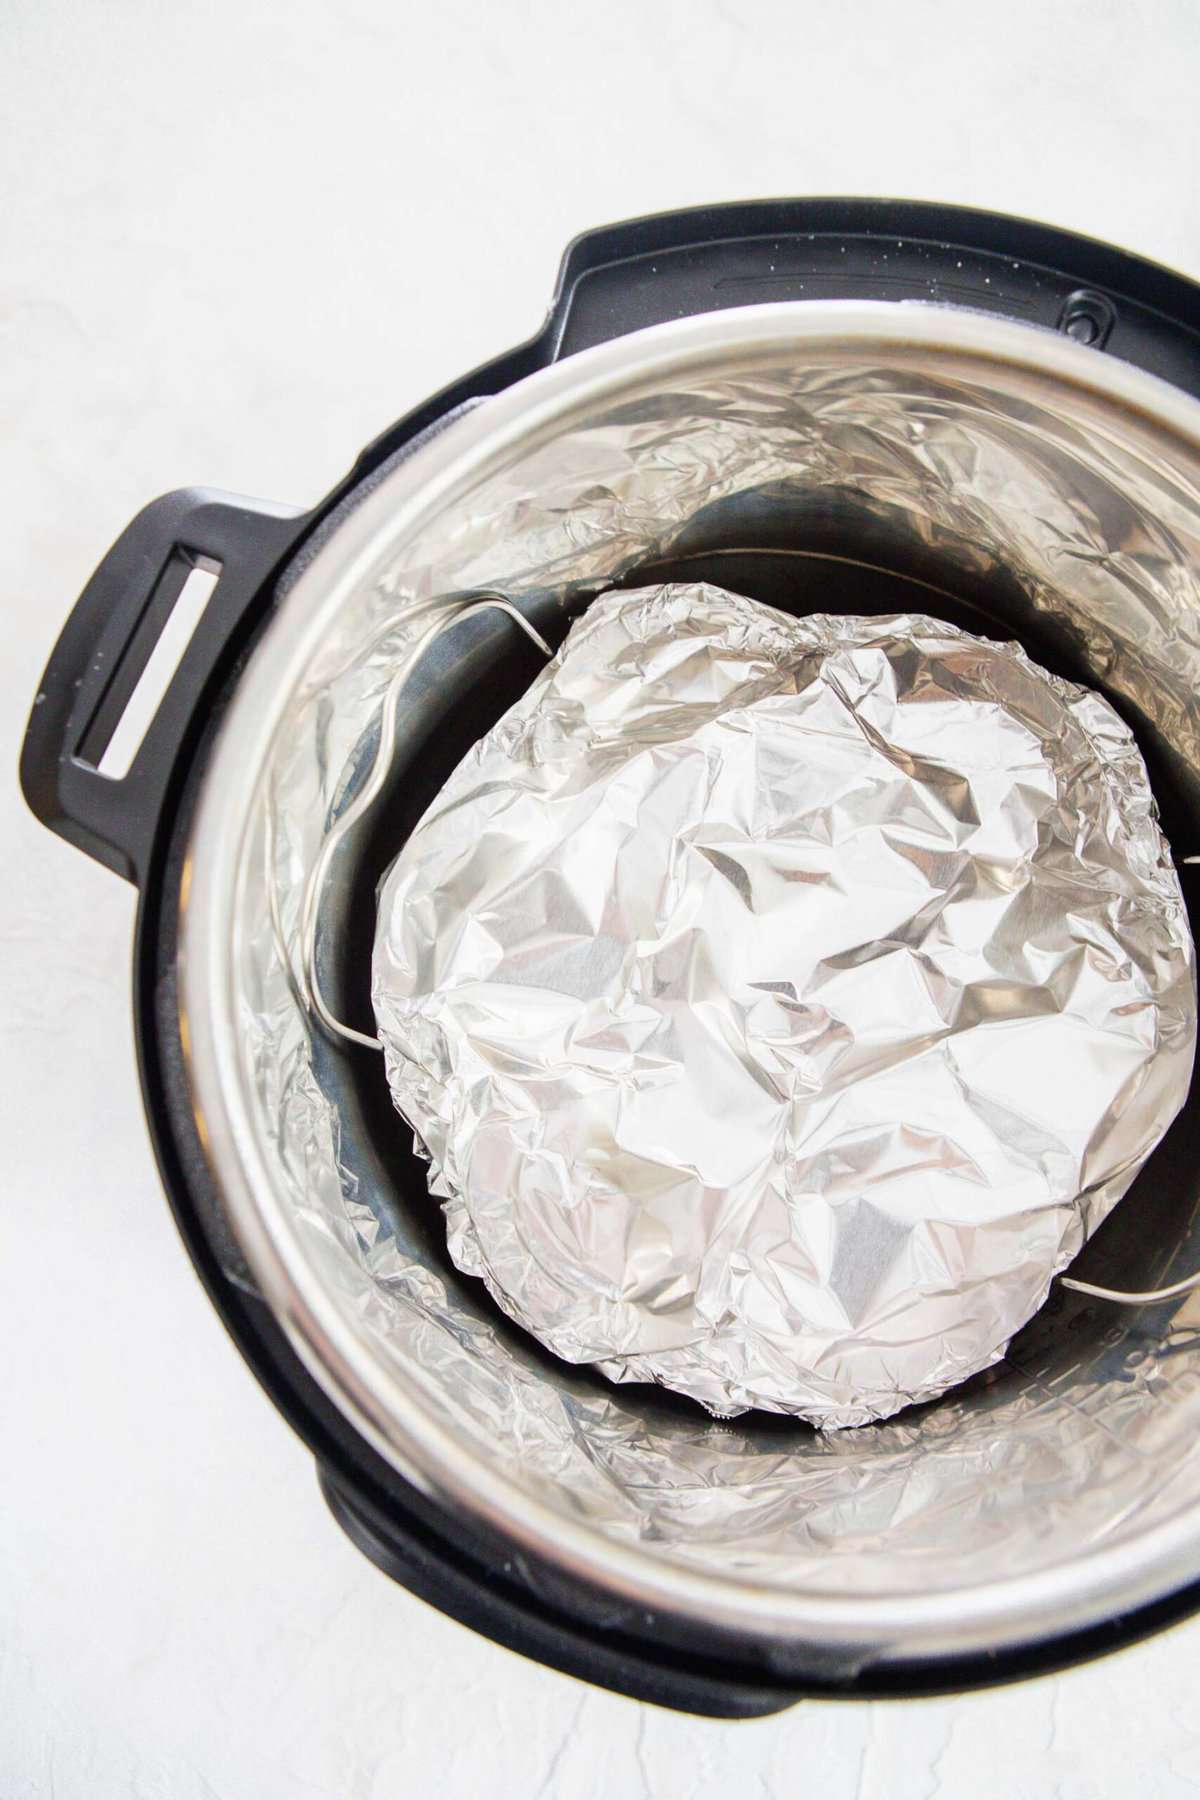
235 335 1200 1598
371 583 1196 1427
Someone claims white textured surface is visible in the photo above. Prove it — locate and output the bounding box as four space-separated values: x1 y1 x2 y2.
5 0 1200 1792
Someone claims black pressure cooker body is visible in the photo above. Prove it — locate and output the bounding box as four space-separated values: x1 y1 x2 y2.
23 201 1200 1717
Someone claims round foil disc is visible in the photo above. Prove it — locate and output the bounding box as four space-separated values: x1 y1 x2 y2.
372 585 1195 1426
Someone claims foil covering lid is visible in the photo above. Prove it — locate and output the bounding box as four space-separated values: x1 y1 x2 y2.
373 585 1196 1426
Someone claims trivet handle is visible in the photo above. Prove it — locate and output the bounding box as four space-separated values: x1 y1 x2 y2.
20 488 303 885
298 595 554 1051
1060 1269 1200 1304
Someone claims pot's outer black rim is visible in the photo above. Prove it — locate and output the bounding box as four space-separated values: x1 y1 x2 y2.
27 198 1200 1715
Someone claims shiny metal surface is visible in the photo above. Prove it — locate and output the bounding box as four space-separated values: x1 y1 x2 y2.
297 594 553 1050
181 303 1200 1666
372 584 1194 1427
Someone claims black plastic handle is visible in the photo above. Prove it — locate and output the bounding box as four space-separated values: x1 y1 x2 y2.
21 488 305 887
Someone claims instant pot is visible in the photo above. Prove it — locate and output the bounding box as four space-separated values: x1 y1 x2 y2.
22 200 1200 1716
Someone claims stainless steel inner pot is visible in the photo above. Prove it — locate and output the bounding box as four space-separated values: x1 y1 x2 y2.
181 301 1200 1676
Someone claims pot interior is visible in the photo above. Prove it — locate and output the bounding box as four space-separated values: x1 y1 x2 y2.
202 309 1200 1633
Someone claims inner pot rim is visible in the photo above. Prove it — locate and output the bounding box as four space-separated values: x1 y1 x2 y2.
181 299 1200 1659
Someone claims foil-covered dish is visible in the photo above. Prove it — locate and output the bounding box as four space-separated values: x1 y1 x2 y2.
371 582 1197 1428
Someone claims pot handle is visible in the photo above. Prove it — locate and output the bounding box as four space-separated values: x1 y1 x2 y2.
20 488 304 887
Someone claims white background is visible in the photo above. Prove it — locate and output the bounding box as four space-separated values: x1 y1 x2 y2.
6 2 1200 1794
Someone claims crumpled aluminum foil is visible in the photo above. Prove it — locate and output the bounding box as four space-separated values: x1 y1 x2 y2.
371 582 1196 1427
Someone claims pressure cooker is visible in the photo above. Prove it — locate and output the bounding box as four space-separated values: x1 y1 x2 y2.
22 199 1200 1716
